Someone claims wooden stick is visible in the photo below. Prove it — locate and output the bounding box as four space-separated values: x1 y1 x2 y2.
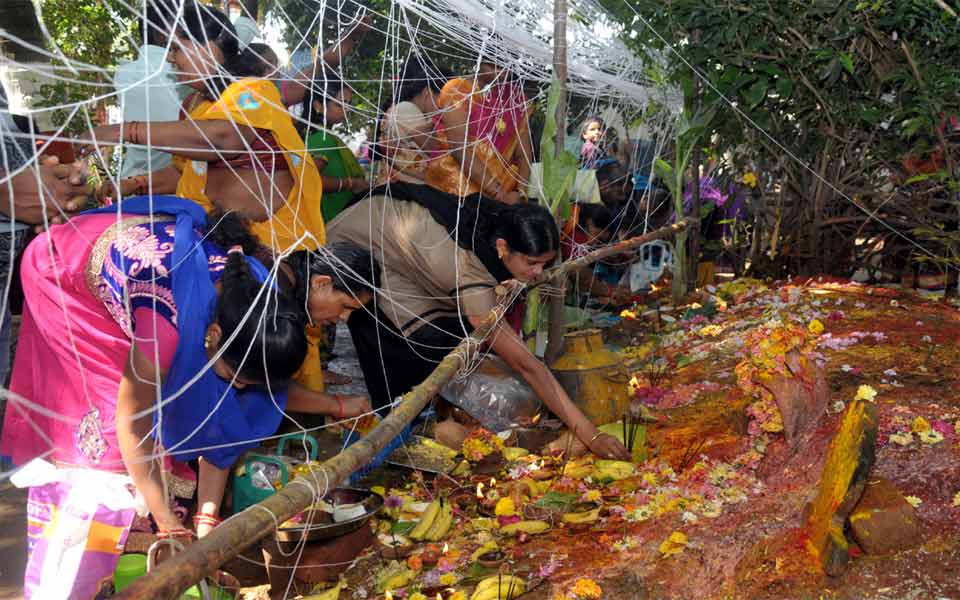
527 218 694 289
116 296 515 599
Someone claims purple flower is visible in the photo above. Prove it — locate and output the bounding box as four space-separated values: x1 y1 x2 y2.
931 420 956 438
384 495 403 510
537 555 562 578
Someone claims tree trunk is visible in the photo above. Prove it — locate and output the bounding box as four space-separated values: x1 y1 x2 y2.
544 0 569 366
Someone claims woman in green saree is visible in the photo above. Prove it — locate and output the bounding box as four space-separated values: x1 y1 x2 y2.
301 68 367 222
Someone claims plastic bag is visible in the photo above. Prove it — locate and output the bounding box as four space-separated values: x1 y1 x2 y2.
441 359 540 431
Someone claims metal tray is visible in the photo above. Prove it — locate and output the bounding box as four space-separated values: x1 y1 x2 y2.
385 435 462 475
274 488 383 543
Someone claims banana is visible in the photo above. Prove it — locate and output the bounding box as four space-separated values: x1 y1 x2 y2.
502 447 529 461
561 458 594 479
561 507 600 524
303 578 345 600
470 575 526 600
420 437 459 459
425 498 454 541
592 459 635 481
470 540 500 562
498 520 550 536
408 498 441 541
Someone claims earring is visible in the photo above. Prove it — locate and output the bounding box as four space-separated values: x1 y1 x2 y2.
204 335 213 349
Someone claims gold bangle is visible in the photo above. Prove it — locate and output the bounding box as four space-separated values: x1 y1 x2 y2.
589 431 604 444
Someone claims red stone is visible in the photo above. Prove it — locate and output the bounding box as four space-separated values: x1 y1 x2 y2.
849 478 920 556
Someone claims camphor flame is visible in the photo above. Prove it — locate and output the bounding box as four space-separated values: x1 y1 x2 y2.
476 482 485 498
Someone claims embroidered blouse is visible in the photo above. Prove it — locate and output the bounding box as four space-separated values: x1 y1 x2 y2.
86 215 227 370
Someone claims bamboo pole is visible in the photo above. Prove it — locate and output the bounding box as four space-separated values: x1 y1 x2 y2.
119 218 690 598
544 0 570 366
528 218 693 288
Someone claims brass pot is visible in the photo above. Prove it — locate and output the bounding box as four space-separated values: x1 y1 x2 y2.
550 329 631 426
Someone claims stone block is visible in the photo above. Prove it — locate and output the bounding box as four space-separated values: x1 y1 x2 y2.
849 478 920 555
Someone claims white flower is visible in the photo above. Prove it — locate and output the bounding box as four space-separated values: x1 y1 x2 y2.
681 511 699 524
918 430 944 445
855 385 878 402
883 369 898 377
921 335 933 344
880 92 896 104
841 364 853 372
905 495 922 508
832 401 846 413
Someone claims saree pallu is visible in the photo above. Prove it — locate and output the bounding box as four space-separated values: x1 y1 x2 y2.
426 78 529 198
176 78 325 253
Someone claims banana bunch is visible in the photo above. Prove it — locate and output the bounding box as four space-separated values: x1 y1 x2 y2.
408 496 454 542
561 507 600 525
469 575 526 600
499 520 550 536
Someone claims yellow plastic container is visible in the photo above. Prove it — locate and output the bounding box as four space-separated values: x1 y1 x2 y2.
550 329 631 425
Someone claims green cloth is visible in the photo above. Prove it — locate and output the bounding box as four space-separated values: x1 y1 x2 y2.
306 130 366 222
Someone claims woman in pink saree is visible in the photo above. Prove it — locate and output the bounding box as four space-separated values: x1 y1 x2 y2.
426 60 533 203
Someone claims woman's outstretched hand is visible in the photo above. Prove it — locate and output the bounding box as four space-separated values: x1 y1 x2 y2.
586 431 631 460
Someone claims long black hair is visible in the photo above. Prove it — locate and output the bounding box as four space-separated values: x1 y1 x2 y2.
368 183 559 281
205 210 308 384
174 1 240 97
371 57 449 162
299 65 348 136
284 243 381 310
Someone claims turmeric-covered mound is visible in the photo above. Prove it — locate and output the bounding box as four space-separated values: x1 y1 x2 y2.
279 280 960 600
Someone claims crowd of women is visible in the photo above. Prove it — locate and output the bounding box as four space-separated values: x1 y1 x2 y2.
0 2 636 597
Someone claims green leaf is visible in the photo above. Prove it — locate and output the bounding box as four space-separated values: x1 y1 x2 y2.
531 491 578 511
838 52 855 74
775 77 793 99
742 77 769 109
654 158 676 194
391 521 416 534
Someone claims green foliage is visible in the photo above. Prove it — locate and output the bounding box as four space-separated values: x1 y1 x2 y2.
599 0 960 275
539 79 577 219
36 0 138 132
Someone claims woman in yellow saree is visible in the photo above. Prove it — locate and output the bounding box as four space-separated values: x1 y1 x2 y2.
80 6 335 395
427 60 533 203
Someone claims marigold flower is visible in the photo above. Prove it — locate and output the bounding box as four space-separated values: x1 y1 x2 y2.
658 531 689 558
807 319 825 336
570 577 603 599
911 416 931 433
742 172 758 188
494 497 517 517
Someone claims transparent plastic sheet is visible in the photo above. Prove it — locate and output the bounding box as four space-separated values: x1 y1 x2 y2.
441 359 540 431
